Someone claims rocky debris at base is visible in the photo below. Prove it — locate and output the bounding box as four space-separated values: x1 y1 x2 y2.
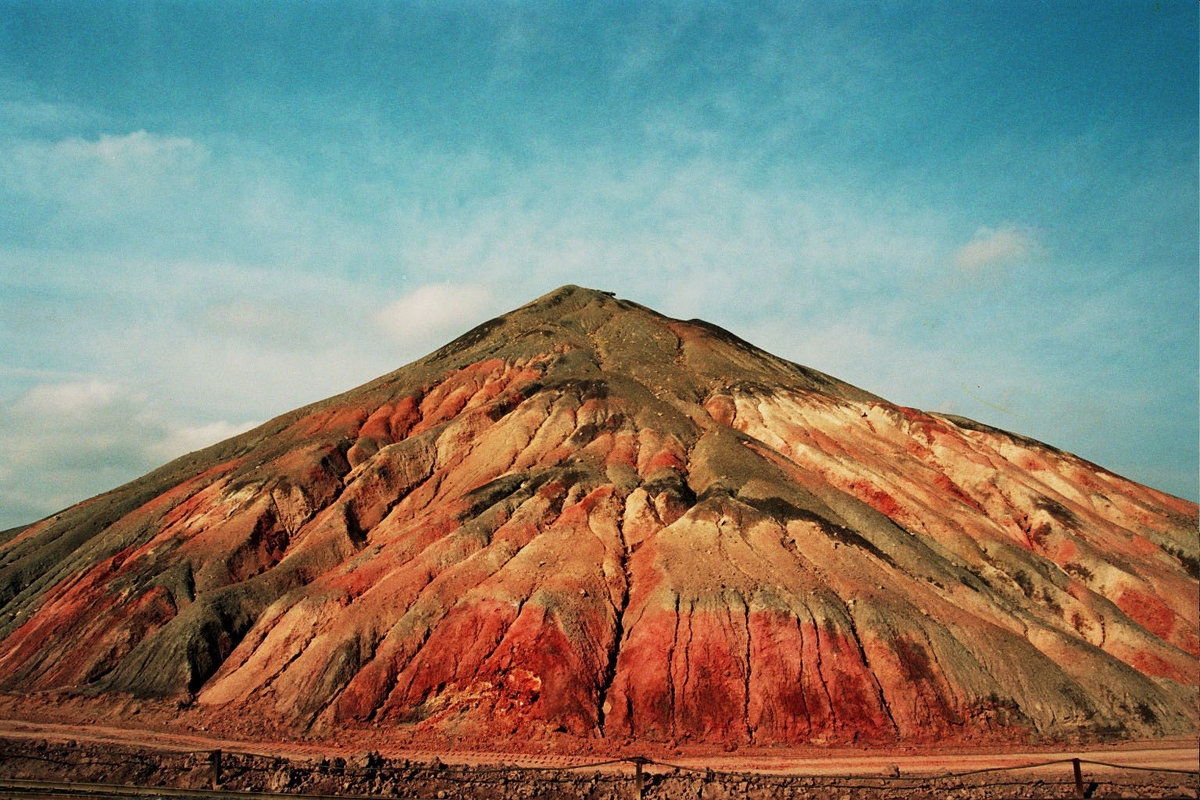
0 736 1195 799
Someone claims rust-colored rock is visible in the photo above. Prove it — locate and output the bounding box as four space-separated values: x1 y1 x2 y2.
0 285 1195 751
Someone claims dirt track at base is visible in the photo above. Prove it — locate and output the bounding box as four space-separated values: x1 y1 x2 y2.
0 718 1194 776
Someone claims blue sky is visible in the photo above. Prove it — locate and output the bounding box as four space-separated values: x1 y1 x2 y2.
1 1 1196 528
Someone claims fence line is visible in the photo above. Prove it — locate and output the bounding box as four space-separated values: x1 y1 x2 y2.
3 744 1198 778
1 739 1196 798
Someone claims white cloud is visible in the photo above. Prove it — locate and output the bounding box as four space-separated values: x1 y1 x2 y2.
6 131 207 199
0 128 365 272
56 130 201 167
1 129 221 262
383 148 948 330
14 380 126 417
372 283 494 349
951 225 1040 272
147 420 259 463
0 96 100 134
0 380 257 529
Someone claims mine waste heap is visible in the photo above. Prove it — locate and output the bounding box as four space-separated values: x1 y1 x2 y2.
0 285 1196 752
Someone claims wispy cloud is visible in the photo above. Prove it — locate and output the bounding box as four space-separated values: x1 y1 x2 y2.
0 95 102 135
146 420 259 464
373 283 494 352
951 225 1041 273
0 380 257 529
4 130 207 203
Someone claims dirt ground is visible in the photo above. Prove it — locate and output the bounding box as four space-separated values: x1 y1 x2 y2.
0 717 1195 799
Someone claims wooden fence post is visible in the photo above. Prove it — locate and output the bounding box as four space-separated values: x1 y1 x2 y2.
1072 758 1084 798
630 756 648 800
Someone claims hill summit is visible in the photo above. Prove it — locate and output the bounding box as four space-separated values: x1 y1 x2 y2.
0 285 1196 750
